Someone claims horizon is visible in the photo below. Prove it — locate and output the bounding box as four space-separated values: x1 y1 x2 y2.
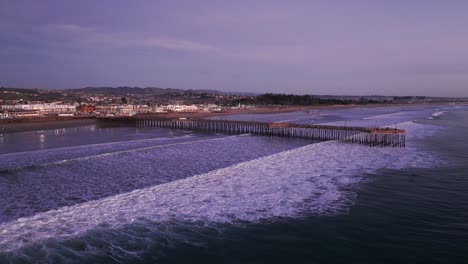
1 1 468 97
3 85 468 99
3 85 467 99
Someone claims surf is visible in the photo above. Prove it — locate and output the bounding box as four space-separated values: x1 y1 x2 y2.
0 120 439 253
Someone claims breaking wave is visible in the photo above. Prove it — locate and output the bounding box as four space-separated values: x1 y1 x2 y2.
0 135 226 173
0 134 203 171
0 121 439 254
0 135 310 223
362 112 406 120
432 111 446 118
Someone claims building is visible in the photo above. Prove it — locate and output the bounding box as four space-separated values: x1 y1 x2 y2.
0 112 11 119
77 104 96 113
95 104 136 116
0 103 77 115
4 110 40 118
201 104 223 112
163 104 199 112
150 106 167 113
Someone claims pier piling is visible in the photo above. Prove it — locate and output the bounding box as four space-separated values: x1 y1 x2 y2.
98 116 405 147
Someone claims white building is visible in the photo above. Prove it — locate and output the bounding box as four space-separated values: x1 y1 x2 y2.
163 104 199 112
0 103 77 114
95 104 136 116
0 112 11 119
6 110 40 118
201 104 223 112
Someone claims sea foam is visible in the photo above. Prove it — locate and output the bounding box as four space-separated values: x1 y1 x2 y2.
0 121 439 252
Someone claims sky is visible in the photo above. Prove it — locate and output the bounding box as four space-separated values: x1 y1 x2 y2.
1 0 467 97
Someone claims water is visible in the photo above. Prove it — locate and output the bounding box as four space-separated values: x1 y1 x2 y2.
0 104 467 263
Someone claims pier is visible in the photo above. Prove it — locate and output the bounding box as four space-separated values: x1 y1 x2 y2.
98 117 406 147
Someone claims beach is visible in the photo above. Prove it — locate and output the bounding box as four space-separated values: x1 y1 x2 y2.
1 102 466 134
124 101 467 120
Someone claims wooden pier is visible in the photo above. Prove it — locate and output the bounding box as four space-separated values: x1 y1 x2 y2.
98 117 406 147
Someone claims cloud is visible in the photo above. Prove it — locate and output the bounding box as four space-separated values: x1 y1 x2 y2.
38 23 468 73
45 24 94 34
43 23 219 53
128 37 219 52
39 24 365 66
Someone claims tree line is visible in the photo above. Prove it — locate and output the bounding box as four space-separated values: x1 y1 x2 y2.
226 93 385 106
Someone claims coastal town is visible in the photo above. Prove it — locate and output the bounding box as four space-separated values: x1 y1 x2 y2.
0 101 228 119
1 86 467 120
0 87 249 119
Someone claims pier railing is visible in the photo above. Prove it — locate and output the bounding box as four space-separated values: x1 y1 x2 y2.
98 117 405 147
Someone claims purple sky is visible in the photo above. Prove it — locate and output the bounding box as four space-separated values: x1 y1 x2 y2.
1 0 467 96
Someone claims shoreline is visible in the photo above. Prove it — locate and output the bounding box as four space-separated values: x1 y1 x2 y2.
138 101 466 119
0 118 97 134
1 102 465 134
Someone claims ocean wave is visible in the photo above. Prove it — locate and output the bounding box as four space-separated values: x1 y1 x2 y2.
0 121 440 253
0 135 310 223
362 112 406 120
0 134 230 171
0 135 227 174
427 111 446 120
432 111 446 117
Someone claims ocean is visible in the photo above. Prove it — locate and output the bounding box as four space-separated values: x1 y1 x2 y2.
0 104 467 263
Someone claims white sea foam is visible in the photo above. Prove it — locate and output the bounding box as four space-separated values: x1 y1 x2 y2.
362 112 406 120
0 133 192 157
319 113 407 127
0 135 225 171
0 134 197 169
432 111 446 117
0 121 439 252
427 111 446 120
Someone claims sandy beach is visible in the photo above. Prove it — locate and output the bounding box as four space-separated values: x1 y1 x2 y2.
138 101 466 119
1 102 465 134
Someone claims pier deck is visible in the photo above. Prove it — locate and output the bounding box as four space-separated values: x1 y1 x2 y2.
98 117 405 147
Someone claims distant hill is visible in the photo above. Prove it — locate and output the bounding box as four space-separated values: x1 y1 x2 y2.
2 86 466 105
69 87 226 96
0 87 82 102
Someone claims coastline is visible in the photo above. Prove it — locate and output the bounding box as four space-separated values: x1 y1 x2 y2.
1 102 465 134
139 101 466 119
